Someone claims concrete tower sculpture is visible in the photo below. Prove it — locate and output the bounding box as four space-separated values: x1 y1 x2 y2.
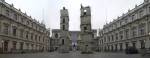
58 7 70 53
79 5 94 54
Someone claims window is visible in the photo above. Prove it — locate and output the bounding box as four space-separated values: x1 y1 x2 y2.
125 19 128 23
131 15 135 20
12 26 17 36
84 27 87 31
14 14 17 20
20 42 23 50
125 42 129 49
21 17 24 23
62 39 64 45
120 21 122 26
125 29 129 39
5 10 10 16
31 33 33 40
115 33 118 41
63 18 65 23
26 31 29 39
139 10 143 18
55 33 58 38
19 29 24 38
139 23 146 35
111 35 114 41
63 25 65 30
12 41 17 50
132 27 137 37
119 43 123 51
140 40 145 49
119 31 123 40
132 42 136 49
26 21 29 25
108 36 110 42
3 23 9 35
39 36 41 41
35 35 37 41
104 37 106 42
43 37 45 42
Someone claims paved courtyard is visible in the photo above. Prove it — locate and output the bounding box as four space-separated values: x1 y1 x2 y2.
0 51 150 58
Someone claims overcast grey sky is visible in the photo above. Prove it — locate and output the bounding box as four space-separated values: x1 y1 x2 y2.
6 0 143 31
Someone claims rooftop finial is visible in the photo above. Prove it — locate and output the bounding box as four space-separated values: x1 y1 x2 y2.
63 7 65 10
81 4 83 8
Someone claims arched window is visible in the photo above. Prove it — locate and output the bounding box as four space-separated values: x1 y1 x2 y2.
63 18 65 23
55 33 58 38
62 39 64 45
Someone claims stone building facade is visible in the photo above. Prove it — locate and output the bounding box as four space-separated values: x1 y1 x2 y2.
58 7 71 53
51 29 61 51
0 0 51 53
79 5 94 53
99 0 150 52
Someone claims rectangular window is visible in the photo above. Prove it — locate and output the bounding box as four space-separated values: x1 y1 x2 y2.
63 25 65 30
132 42 136 49
3 23 9 35
26 31 29 39
132 27 137 37
125 29 129 39
104 37 106 42
12 26 17 36
119 31 123 40
139 23 146 35
39 36 41 41
115 33 118 41
5 10 9 16
12 41 17 50
14 14 17 20
31 33 33 40
26 21 29 25
140 40 145 49
139 10 143 18
20 42 23 50
21 17 24 23
19 29 24 38
111 35 114 41
131 15 135 20
35 35 37 41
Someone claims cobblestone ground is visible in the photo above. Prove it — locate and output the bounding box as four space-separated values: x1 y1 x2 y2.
0 51 150 58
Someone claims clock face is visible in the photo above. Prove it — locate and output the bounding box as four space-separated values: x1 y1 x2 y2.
84 9 87 12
